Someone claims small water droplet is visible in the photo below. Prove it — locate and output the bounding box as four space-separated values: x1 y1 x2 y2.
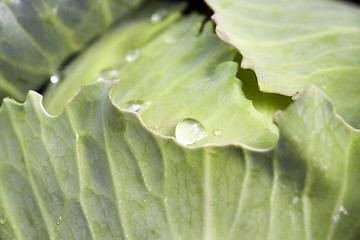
0 218 5 224
127 100 145 113
163 35 176 44
292 197 299 205
323 165 328 170
293 135 300 142
214 130 222 136
126 234 129 238
98 69 118 81
151 9 168 23
126 48 141 62
339 205 348 215
50 72 61 84
52 7 58 14
143 199 146 203
175 118 206 145
333 214 340 223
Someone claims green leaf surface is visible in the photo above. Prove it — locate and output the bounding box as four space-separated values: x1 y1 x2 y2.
45 12 277 149
0 81 359 239
0 0 143 101
43 1 184 114
205 0 360 128
109 18 277 148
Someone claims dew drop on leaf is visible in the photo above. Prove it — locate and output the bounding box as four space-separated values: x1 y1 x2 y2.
151 9 168 24
50 72 61 84
213 130 222 136
126 48 141 62
127 100 145 113
292 196 299 205
0 218 5 224
175 118 206 145
97 69 119 81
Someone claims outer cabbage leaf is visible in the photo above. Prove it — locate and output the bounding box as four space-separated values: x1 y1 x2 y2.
0 0 143 101
45 12 277 149
0 81 359 239
205 0 360 128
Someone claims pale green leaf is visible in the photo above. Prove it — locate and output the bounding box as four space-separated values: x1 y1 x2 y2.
206 0 360 128
0 81 359 239
43 1 185 114
0 0 143 101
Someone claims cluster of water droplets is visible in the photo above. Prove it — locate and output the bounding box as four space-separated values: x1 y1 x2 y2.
56 216 62 233
333 205 348 223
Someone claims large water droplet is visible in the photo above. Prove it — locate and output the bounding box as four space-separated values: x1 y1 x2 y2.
98 69 118 81
175 118 206 145
151 9 168 23
50 72 61 84
126 49 141 62
127 100 145 113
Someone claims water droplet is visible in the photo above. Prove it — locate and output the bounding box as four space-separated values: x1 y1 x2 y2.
52 7 58 14
339 205 348 215
126 48 141 62
214 130 222 136
143 199 146 203
323 165 328 170
98 69 118 81
50 72 61 84
163 35 176 44
0 218 5 224
333 214 340 223
127 100 144 113
175 118 206 145
151 9 168 23
292 197 299 205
